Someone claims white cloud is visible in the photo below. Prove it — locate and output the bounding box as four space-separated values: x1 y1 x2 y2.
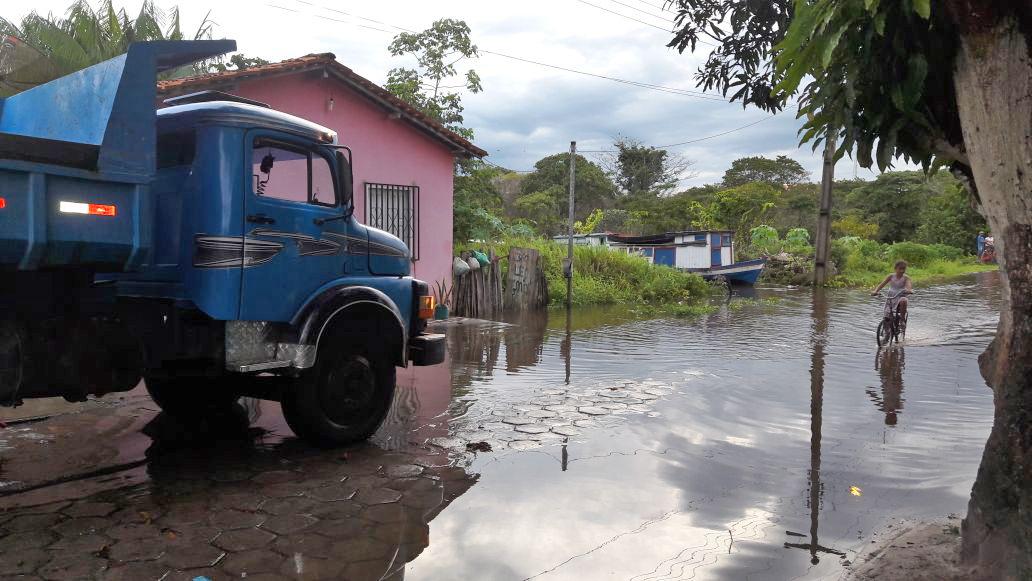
4 0 902 184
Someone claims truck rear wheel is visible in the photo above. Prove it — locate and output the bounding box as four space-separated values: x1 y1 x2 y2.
144 371 241 416
281 342 396 448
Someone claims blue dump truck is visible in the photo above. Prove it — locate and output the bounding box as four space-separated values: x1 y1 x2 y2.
0 40 444 446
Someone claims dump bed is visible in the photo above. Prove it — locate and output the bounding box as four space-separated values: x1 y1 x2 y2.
0 40 234 271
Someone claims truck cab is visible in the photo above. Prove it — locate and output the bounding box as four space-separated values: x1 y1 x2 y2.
0 41 444 446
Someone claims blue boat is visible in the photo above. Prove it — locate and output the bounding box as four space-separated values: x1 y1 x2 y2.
605 230 766 285
689 258 767 284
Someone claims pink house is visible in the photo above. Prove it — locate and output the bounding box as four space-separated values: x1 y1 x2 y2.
157 53 487 289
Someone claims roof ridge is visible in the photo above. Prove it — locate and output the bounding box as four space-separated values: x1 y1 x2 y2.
156 53 486 158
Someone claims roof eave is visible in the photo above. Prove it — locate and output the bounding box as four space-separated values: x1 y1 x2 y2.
323 66 486 158
157 58 487 159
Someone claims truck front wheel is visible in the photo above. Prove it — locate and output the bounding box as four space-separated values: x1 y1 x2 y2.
281 343 396 447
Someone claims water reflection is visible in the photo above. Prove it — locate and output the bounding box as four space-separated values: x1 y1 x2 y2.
869 347 906 426
783 289 844 564
0 275 1003 580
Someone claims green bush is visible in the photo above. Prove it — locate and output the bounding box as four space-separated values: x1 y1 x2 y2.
886 241 935 266
751 225 779 246
786 228 810 244
463 238 711 307
926 243 966 261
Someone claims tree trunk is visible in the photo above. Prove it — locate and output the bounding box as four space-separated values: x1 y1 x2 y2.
951 14 1032 578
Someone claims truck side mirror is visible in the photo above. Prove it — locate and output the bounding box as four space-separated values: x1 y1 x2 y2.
337 149 354 208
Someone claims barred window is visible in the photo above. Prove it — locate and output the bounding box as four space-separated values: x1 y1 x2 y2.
364 183 420 261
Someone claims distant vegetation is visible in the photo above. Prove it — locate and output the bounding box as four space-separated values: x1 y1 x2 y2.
828 238 996 288
461 238 712 307
455 151 991 287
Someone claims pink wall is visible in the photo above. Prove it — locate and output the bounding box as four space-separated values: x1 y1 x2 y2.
232 74 456 288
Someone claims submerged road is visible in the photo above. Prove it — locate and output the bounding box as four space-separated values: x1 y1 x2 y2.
0 272 1001 580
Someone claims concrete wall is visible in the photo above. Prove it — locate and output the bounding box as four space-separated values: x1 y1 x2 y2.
231 74 456 287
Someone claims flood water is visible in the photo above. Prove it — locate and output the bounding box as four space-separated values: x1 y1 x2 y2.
0 272 1002 580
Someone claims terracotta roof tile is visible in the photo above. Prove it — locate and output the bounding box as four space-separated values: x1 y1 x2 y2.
157 53 487 158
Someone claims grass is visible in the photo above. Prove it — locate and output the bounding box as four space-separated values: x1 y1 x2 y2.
461 237 714 307
830 257 997 288
826 238 998 288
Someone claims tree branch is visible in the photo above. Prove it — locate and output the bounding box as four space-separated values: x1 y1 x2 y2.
930 137 969 166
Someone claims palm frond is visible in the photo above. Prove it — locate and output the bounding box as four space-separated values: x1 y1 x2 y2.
190 10 215 41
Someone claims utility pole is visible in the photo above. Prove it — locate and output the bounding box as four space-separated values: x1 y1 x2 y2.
813 130 836 286
565 141 576 309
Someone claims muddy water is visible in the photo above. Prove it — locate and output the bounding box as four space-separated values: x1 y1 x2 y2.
0 272 1001 580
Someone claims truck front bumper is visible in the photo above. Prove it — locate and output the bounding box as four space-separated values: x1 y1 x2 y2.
409 333 446 366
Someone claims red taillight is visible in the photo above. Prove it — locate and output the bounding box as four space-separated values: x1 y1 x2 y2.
88 204 116 216
418 296 435 319
59 201 117 216
0 198 6 209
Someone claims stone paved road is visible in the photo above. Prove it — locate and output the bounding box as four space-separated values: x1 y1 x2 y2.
0 318 675 580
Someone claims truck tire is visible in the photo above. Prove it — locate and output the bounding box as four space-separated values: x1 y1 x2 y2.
281 341 396 448
144 372 242 416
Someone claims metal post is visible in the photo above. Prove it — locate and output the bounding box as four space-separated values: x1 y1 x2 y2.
565 141 576 309
813 130 836 286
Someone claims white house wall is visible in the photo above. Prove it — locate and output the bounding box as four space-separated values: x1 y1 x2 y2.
721 247 732 266
678 245 711 269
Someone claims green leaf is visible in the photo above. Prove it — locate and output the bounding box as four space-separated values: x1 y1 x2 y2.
913 0 930 19
874 12 886 35
890 85 904 110
902 54 928 109
820 24 847 67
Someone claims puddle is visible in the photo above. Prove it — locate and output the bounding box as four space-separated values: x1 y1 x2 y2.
0 271 1002 579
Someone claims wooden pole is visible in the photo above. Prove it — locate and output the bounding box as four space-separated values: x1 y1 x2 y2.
565 141 576 309
814 129 836 286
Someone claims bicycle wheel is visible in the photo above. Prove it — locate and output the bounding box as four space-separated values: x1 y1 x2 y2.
876 319 893 347
897 311 908 342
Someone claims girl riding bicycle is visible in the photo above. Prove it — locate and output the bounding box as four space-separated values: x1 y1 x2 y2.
871 260 913 318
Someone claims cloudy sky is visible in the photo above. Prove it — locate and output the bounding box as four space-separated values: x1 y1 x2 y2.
3 0 890 186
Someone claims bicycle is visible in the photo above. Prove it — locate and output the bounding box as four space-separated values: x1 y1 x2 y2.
875 289 912 347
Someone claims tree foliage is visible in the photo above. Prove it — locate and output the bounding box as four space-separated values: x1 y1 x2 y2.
709 182 781 246
386 18 481 140
845 172 931 242
0 0 217 96
773 0 963 173
207 53 268 73
516 153 617 235
722 155 809 188
666 0 793 110
600 138 694 197
916 179 986 251
452 162 535 243
832 214 879 240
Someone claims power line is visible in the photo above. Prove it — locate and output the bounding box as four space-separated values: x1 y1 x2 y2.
268 2 774 158
600 0 672 23
574 0 671 32
279 1 728 103
574 0 716 46
267 4 396 33
578 115 776 152
633 0 673 10
480 50 728 101
655 116 774 148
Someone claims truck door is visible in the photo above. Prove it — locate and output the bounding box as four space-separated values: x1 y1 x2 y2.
240 133 350 321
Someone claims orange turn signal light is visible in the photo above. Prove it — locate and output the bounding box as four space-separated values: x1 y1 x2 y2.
418 295 435 319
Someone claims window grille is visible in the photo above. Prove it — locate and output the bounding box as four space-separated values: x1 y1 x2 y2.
364 183 420 261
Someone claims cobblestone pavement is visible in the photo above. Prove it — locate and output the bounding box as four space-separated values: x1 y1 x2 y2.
0 318 678 580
